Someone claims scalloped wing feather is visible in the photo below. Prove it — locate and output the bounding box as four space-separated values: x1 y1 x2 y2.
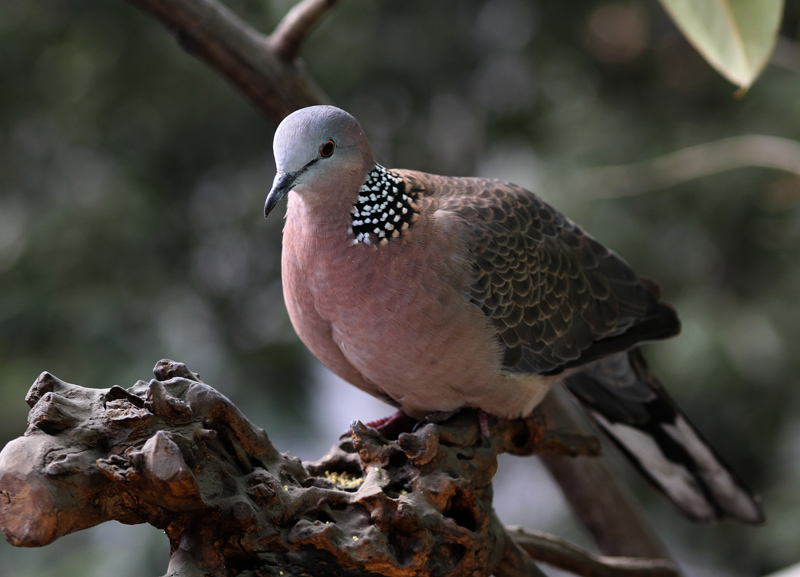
398 170 678 374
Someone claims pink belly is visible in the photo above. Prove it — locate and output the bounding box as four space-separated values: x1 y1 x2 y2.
285 228 503 417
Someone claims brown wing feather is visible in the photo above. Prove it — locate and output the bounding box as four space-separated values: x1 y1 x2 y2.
399 170 679 374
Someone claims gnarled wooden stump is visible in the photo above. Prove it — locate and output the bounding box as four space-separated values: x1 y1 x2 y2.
0 360 676 577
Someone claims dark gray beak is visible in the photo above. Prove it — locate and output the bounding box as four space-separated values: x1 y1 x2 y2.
264 172 298 218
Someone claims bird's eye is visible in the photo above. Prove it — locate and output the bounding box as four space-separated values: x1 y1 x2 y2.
320 139 335 157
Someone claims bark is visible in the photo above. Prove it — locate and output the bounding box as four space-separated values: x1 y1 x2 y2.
0 360 677 577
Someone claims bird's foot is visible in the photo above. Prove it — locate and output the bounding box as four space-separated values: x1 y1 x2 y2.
411 410 460 432
412 409 492 445
478 410 491 439
364 409 491 443
364 410 418 440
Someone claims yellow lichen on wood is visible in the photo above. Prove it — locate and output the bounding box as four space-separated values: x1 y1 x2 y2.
324 470 364 488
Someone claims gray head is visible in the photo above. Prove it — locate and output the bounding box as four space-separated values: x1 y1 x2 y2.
264 106 374 217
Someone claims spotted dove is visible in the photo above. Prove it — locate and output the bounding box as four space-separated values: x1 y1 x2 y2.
264 105 764 524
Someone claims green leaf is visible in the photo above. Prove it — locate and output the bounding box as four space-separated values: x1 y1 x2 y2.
658 0 784 88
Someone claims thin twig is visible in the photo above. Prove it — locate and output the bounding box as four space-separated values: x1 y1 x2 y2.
570 134 800 199
508 527 680 577
270 0 342 62
124 0 330 123
493 531 549 577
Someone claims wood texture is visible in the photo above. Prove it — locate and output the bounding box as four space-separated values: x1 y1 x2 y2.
0 360 676 577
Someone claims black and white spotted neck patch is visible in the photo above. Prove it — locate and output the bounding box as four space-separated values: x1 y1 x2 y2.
349 164 419 245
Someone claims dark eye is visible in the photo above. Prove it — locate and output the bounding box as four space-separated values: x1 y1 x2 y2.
320 139 335 157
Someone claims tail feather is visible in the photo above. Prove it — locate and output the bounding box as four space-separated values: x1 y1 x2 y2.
563 348 764 524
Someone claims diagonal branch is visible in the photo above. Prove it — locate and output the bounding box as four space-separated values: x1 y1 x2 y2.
570 134 800 199
508 526 680 577
270 0 343 61
124 0 330 124
493 526 550 577
539 390 670 559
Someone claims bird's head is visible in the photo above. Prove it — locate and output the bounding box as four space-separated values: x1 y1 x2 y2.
265 105 375 218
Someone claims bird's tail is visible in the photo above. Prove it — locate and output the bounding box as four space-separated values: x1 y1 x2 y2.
562 348 764 524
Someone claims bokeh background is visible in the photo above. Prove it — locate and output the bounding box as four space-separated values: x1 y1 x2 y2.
1 0 799 575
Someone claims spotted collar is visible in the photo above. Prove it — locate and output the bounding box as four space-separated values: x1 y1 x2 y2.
349 164 419 245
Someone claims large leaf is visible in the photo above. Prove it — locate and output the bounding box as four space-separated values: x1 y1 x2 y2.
658 0 784 88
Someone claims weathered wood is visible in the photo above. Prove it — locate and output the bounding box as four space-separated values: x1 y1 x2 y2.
0 360 675 577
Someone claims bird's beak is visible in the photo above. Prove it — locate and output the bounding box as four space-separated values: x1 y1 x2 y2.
264 171 297 218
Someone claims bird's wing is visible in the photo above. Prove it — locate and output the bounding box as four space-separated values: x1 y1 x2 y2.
565 348 764 524
396 170 763 525
399 170 679 374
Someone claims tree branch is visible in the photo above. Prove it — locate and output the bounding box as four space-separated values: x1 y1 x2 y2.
269 0 342 62
539 389 671 559
508 526 680 577
124 0 330 124
0 360 676 577
493 523 549 577
570 134 800 199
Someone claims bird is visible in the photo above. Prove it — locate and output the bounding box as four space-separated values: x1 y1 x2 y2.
264 104 764 524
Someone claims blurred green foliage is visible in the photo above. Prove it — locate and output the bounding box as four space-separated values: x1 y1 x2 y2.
1 0 799 575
